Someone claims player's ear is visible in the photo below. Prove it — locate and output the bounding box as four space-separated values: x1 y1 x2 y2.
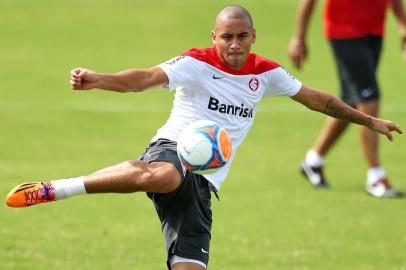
211 30 217 45
252 28 256 44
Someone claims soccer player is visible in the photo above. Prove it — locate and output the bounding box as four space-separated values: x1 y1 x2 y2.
288 0 406 197
6 5 402 270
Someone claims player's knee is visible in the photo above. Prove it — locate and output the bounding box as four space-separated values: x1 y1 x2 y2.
148 162 182 192
127 160 181 192
171 262 206 270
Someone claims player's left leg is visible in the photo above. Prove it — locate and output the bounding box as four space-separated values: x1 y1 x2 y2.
140 140 212 269
155 172 212 270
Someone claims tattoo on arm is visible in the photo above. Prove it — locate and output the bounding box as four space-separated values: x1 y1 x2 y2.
324 98 372 127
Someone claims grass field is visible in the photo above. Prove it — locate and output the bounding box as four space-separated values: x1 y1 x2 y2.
1 1 406 269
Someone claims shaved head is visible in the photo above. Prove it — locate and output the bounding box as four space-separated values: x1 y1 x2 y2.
211 5 256 70
215 5 253 30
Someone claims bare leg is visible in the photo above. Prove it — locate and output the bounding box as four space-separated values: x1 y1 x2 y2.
6 159 181 207
84 160 181 194
88 162 132 176
313 117 349 156
301 115 350 187
359 101 402 197
172 262 206 270
356 100 380 168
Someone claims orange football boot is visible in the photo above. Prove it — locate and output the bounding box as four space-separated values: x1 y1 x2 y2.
5 182 56 208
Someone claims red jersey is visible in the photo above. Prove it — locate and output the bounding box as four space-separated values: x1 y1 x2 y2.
324 0 391 39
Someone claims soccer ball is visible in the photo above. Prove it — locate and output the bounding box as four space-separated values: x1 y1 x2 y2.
177 120 232 174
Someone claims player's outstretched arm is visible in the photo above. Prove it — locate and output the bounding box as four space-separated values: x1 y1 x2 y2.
70 66 169 92
291 85 403 141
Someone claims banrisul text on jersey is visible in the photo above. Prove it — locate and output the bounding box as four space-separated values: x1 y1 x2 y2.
208 96 253 118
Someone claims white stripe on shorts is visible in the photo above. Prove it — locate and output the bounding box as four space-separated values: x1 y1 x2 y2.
169 255 207 269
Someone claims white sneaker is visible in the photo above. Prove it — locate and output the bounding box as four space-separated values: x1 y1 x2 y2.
366 178 403 198
300 161 328 188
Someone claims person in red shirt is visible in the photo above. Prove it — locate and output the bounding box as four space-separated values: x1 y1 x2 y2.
289 0 406 197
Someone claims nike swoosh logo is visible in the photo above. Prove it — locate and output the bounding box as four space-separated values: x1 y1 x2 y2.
212 74 225 79
201 248 209 254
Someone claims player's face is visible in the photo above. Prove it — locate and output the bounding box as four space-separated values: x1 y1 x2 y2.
212 18 256 70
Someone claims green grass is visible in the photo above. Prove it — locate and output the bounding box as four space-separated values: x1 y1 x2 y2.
1 1 406 269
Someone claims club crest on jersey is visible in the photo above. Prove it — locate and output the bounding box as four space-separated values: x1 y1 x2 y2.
248 78 259 92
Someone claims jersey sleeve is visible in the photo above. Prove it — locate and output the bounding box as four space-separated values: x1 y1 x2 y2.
264 66 302 97
158 55 204 91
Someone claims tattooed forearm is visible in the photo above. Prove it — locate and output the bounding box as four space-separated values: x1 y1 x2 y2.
324 98 372 126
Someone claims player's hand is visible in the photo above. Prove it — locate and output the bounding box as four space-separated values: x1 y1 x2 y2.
288 37 308 70
368 117 403 141
70 67 100 90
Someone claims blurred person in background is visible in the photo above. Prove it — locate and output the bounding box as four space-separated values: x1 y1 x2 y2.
289 0 406 197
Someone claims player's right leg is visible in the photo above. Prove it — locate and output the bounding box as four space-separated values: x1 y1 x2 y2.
5 159 181 208
84 160 181 194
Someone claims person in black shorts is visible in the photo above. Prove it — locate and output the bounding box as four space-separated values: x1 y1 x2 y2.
289 0 406 197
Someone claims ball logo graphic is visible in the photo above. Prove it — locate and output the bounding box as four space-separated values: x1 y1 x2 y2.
248 78 259 92
177 120 232 175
